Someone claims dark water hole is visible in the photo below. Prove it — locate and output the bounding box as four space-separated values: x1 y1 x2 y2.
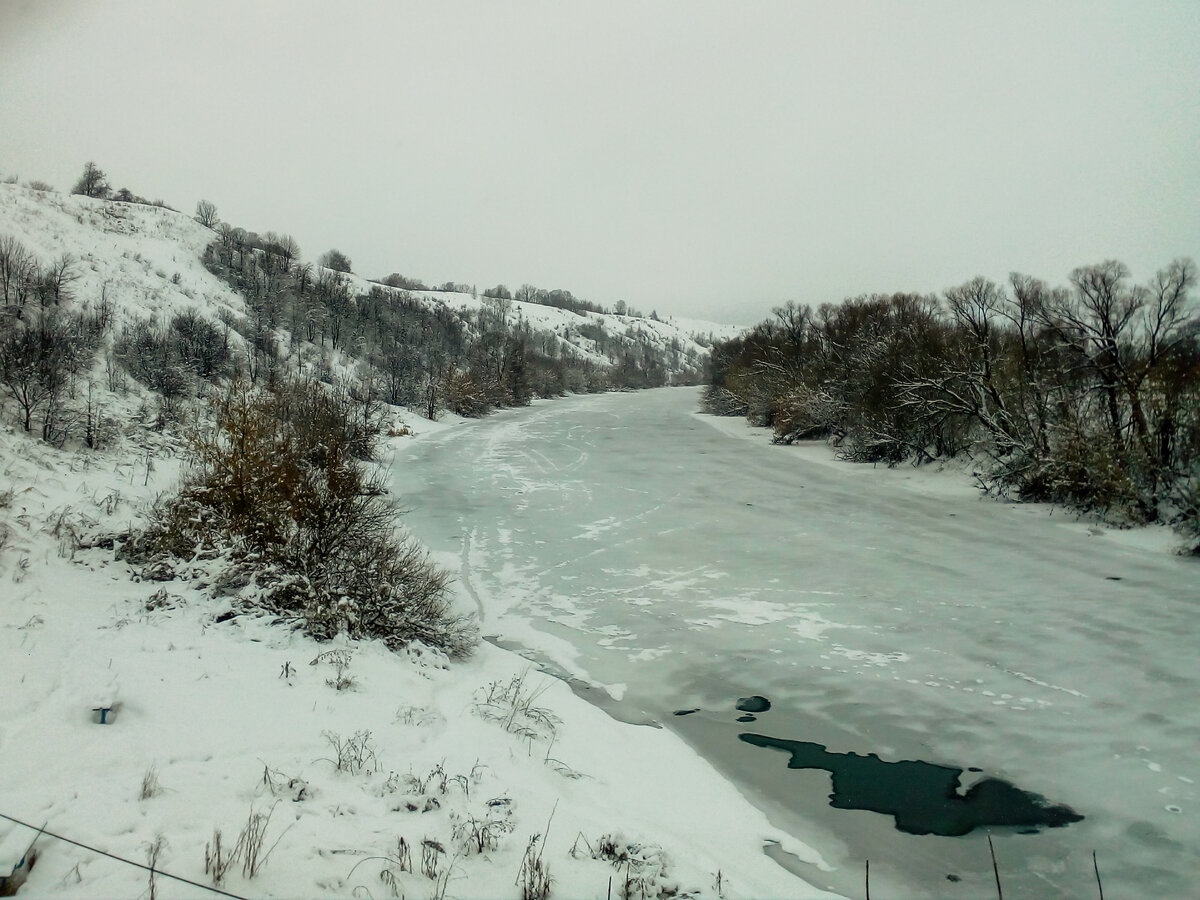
740 731 1083 836
736 695 772 713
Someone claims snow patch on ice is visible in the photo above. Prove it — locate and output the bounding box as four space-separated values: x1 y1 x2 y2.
828 647 908 667
699 598 794 626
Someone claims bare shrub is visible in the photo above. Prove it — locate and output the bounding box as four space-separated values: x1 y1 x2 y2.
407 763 463 797
0 308 101 439
394 704 440 727
125 379 477 656
517 834 552 900
420 838 444 879
385 763 471 813
378 858 405 896
454 816 510 855
204 829 235 885
319 729 380 775
139 763 162 800
204 803 286 885
587 833 677 900
260 763 311 801
311 649 356 690
475 670 559 740
1170 478 1200 555
144 834 166 900
238 804 281 878
114 312 232 407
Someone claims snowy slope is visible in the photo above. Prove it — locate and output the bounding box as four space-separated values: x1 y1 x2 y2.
0 184 246 331
0 182 736 381
408 287 729 374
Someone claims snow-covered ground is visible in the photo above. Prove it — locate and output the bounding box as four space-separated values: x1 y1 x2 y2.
0 185 245 331
0 401 841 899
390 386 1200 900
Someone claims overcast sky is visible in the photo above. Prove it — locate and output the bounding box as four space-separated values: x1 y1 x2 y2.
1 1 1197 324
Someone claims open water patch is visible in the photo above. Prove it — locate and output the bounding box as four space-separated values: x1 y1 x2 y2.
736 695 771 713
740 731 1083 836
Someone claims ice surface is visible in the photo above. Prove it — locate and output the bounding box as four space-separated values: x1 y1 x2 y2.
391 386 1200 900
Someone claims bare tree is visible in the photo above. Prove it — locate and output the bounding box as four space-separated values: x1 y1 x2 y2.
0 235 36 305
319 249 352 274
0 310 95 437
937 277 1012 435
314 269 352 348
481 294 512 332
1036 260 1197 457
71 161 110 199
275 234 300 270
195 199 220 228
39 254 78 306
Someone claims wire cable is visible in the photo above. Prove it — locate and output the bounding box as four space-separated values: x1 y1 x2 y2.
0 810 252 899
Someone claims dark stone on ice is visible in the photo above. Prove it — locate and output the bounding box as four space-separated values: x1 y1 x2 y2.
736 695 771 713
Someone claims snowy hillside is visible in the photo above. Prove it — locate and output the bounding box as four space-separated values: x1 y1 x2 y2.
0 184 245 330
0 182 736 385
410 285 735 373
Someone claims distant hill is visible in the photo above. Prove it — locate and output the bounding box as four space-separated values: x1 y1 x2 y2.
0 182 741 423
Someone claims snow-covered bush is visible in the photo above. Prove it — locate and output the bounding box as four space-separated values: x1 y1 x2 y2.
124 379 477 656
474 671 560 741
581 832 684 900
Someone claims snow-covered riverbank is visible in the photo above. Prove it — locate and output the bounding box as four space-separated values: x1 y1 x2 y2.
0 409 841 899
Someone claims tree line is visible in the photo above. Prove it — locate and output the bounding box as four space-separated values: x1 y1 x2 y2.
704 261 1200 549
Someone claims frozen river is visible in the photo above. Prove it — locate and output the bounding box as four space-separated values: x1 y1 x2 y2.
390 386 1199 899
